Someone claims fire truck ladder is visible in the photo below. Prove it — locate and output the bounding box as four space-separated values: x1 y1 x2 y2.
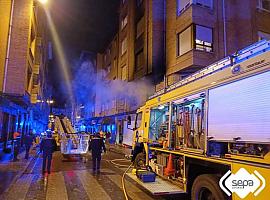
149 39 270 99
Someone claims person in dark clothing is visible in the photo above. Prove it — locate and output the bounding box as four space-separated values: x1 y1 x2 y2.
24 131 35 159
40 133 57 175
89 133 106 174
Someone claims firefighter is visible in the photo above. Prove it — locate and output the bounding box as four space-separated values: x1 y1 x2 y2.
89 132 106 174
24 130 35 159
12 130 21 161
40 132 57 175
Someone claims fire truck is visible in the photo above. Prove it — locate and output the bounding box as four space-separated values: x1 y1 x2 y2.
128 40 270 200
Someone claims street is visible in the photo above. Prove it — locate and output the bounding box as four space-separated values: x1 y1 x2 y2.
0 149 185 200
0 1 269 199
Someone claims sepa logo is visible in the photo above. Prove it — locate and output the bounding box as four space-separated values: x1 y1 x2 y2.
219 168 265 199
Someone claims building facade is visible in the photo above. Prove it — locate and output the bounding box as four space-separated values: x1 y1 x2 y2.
0 0 51 151
165 0 270 86
88 0 270 145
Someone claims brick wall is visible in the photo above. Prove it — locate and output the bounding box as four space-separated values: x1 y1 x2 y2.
0 0 12 92
5 0 33 95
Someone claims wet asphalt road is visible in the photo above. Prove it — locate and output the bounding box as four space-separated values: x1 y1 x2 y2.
0 150 187 200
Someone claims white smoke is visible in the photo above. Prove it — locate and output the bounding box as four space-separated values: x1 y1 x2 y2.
72 59 153 114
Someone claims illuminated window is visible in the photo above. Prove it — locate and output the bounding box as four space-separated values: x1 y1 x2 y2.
121 15 128 29
258 0 270 11
177 26 192 56
177 24 213 56
121 37 127 55
135 49 144 71
195 25 213 52
177 0 213 16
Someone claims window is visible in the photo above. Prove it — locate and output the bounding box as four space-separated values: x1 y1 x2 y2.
177 26 192 56
258 31 270 40
136 17 144 38
107 48 111 56
107 64 111 73
27 66 32 90
135 49 144 71
121 15 128 29
121 65 127 80
177 24 213 56
135 112 142 129
195 0 212 9
258 0 270 11
177 0 213 16
149 105 169 143
30 27 36 60
136 0 143 7
195 25 213 52
33 74 39 86
121 37 127 55
104 54 107 63
177 0 191 15
113 59 117 69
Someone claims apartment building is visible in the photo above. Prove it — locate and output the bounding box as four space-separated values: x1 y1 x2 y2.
92 0 165 144
0 0 51 151
165 0 270 86
89 0 270 145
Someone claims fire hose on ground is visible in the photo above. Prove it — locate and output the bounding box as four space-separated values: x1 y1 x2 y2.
106 158 133 200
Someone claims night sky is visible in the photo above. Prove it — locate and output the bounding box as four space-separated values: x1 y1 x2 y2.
48 0 120 107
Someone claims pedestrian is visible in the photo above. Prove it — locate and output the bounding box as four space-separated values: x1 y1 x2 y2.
40 132 57 175
24 130 35 159
12 130 21 161
89 132 106 174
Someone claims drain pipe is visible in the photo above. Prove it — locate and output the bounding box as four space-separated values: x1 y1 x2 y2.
222 0 227 56
3 0 15 93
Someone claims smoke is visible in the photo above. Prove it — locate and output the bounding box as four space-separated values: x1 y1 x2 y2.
72 59 153 115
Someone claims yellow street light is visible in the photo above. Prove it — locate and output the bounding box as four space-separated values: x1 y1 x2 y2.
38 0 48 4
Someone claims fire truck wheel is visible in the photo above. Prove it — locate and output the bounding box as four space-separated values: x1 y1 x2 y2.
134 153 146 169
191 174 226 200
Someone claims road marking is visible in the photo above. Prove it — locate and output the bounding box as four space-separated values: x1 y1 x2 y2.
76 170 112 200
46 172 68 200
29 156 41 174
5 174 33 200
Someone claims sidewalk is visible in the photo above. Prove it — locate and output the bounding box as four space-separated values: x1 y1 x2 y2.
0 147 37 195
108 144 132 156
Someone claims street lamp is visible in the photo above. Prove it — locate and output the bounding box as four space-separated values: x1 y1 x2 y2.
46 99 54 114
37 0 48 4
46 100 54 104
